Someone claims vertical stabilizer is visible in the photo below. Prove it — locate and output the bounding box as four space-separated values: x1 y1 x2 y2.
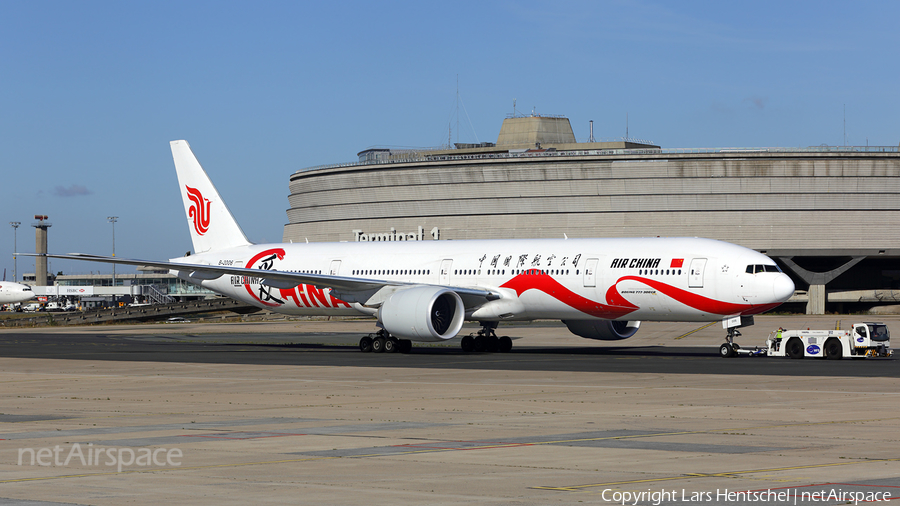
171 140 252 253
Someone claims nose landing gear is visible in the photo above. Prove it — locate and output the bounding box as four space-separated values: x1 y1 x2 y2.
719 327 741 358
719 316 754 358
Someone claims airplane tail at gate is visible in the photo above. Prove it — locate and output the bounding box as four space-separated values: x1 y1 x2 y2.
171 140 252 253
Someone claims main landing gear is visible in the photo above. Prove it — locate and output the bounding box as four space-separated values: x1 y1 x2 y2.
460 322 513 353
359 329 412 354
357 323 514 354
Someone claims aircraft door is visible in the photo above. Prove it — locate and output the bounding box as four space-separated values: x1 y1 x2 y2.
329 260 341 276
440 259 452 285
583 258 599 287
689 258 707 288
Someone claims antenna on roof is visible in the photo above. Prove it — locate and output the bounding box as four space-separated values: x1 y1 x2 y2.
456 75 460 145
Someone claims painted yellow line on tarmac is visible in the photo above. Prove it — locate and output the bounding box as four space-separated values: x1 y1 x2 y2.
675 322 716 340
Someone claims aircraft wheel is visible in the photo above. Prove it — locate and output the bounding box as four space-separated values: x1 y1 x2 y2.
384 337 398 353
718 343 734 358
359 336 373 353
484 335 499 352
786 338 804 359
372 336 386 353
497 336 513 353
473 335 486 352
460 335 475 352
398 339 413 354
825 338 843 360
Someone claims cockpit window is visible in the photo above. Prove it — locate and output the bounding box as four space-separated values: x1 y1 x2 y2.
746 264 782 274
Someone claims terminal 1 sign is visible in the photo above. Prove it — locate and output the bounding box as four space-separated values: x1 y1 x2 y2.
352 226 440 242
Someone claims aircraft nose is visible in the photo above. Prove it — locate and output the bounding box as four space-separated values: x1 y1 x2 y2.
773 274 795 302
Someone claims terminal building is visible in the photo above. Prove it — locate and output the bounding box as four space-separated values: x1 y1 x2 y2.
285 115 900 315
26 268 215 308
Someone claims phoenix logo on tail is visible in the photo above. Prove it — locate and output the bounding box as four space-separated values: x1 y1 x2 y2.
185 186 211 235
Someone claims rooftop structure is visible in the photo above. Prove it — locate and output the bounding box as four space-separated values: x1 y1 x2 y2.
355 115 659 165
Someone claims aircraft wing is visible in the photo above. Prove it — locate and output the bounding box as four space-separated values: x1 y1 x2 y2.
23 253 499 307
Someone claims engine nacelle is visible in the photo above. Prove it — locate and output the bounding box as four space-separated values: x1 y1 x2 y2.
563 320 641 341
377 286 465 341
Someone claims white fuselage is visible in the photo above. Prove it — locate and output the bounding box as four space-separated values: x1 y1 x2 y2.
0 282 36 305
175 237 793 322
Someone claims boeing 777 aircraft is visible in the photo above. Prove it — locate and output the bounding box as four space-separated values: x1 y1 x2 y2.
31 140 794 354
0 281 35 305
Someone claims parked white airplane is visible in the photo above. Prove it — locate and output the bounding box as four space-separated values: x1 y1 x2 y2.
0 281 35 305
31 140 794 354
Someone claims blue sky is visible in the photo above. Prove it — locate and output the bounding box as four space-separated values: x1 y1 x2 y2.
2 0 898 279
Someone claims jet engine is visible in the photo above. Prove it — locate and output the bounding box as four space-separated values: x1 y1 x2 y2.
563 320 641 340
378 286 465 341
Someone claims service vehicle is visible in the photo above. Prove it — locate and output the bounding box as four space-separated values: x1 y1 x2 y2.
721 322 892 359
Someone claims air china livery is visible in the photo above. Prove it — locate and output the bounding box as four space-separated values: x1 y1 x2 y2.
34 140 795 354
0 282 35 305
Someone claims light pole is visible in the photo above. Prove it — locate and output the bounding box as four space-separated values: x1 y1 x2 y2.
9 222 20 282
108 216 117 307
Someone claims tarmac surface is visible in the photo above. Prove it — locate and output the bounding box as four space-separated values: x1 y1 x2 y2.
0 315 898 505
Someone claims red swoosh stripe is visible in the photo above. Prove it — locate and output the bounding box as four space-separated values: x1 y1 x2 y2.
501 272 638 319
500 272 780 319
616 276 780 316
